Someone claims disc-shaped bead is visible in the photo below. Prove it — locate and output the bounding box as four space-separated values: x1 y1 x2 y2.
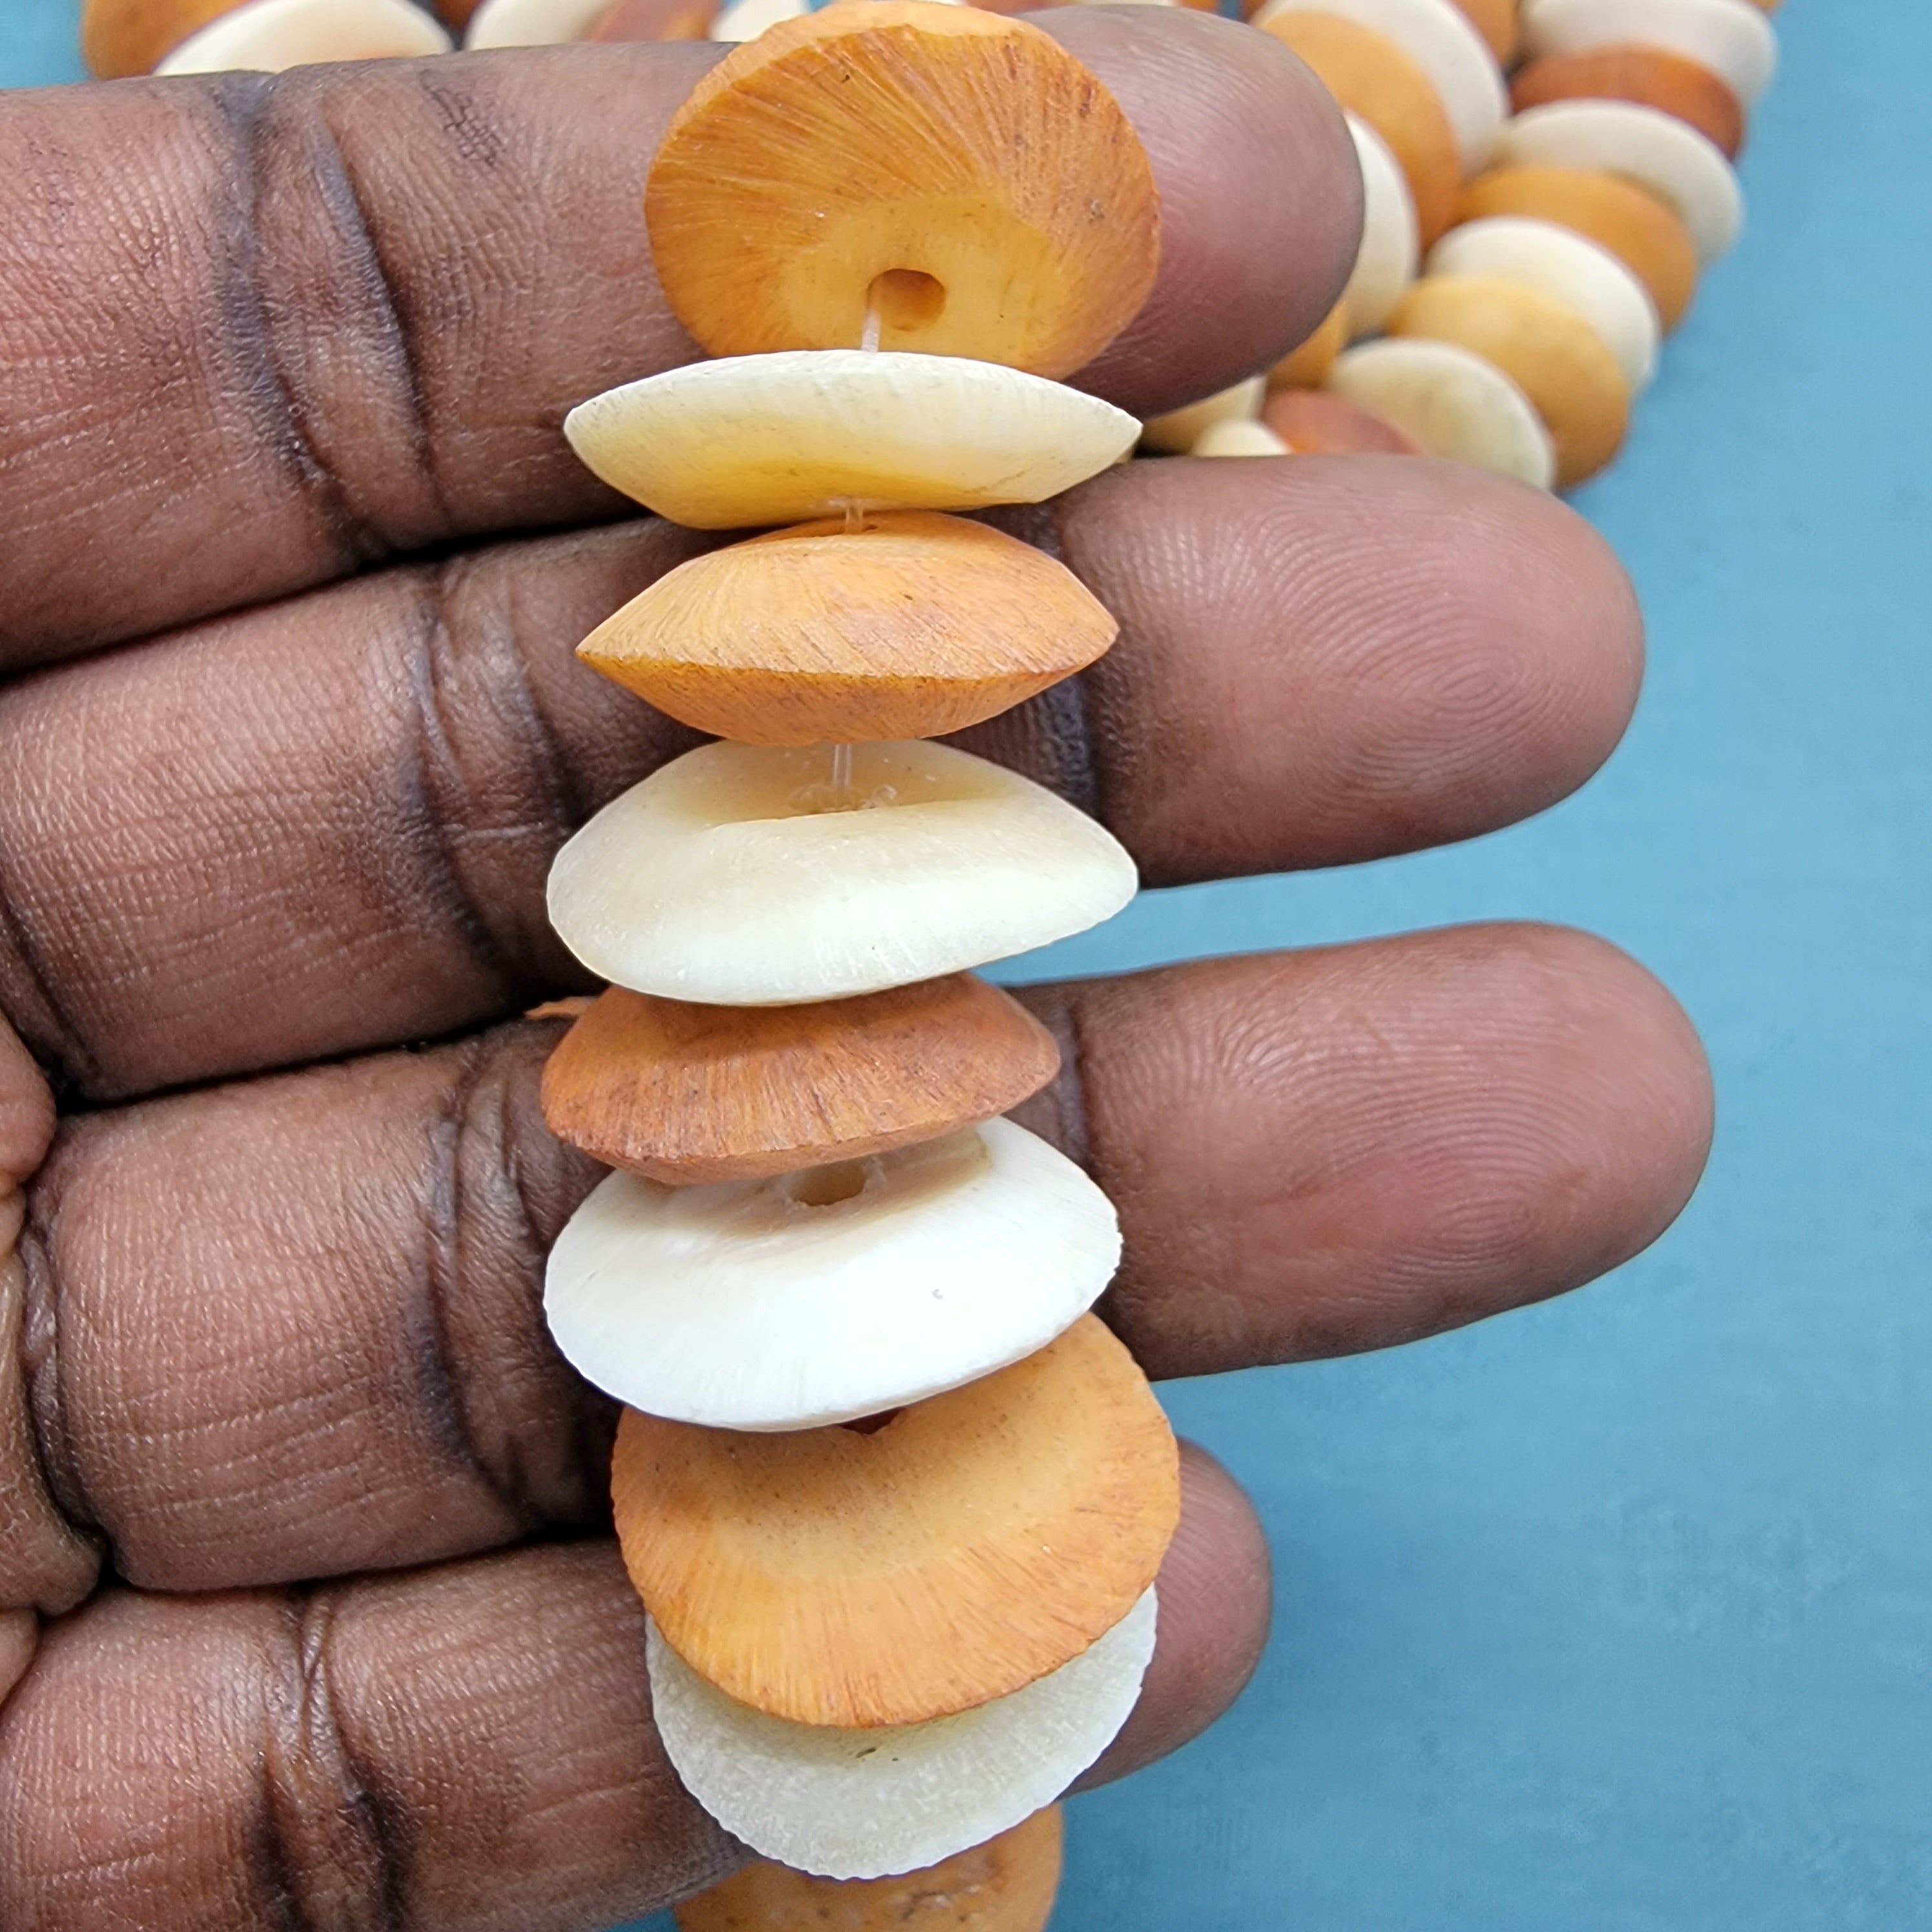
1328 336 1556 485
154 0 450 68
613 1314 1178 1727
1510 45 1745 158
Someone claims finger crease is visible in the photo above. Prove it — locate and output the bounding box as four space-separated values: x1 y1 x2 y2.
0 856 99 1093
214 79 397 575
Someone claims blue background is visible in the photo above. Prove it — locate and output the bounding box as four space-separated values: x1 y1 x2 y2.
6 6 1929 1928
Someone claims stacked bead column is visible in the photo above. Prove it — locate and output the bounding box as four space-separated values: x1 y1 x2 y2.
537 0 1180 1895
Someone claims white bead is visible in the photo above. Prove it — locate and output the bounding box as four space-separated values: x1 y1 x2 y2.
1140 376 1265 455
710 0 805 37
1521 0 1776 107
155 0 450 70
1192 420 1293 457
545 1120 1122 1431
546 740 1138 1007
464 0 609 46
565 353 1140 529
648 1589 1158 1879
1344 114 1421 336
1251 0 1508 172
1328 339 1557 489
1497 100 1743 263
1428 215 1661 391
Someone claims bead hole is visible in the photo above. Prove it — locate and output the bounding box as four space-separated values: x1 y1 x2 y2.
787 1160 870 1208
867 269 946 334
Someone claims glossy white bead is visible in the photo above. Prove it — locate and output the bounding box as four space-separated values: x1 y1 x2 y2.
1521 0 1776 107
1328 338 1557 489
1344 114 1421 335
566 353 1139 529
1428 215 1661 391
464 0 609 46
1252 0 1508 172
648 1589 1158 1878
546 740 1138 1007
545 1120 1122 1431
155 0 449 71
1496 99 1743 263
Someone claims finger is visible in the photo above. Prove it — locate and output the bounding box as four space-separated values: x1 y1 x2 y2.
0 1612 32 1707
0 1018 98 1619
10 927 1707 1596
0 14 1354 672
0 460 1639 1100
0 1457 1260 1931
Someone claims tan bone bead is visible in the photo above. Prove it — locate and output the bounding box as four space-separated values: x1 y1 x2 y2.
540 976 1060 1186
675 1807 1064 1932
612 1313 1181 1730
81 0 242 74
577 511 1117 746
644 3 1159 377
1387 274 1630 485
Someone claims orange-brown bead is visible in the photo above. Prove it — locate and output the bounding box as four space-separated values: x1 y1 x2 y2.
541 976 1061 1186
612 1315 1180 1730
675 1809 1064 1932
1269 300 1349 390
644 4 1160 378
1264 388 1422 455
79 0 240 74
577 510 1117 746
1510 44 1745 159
1387 275 1630 485
588 0 718 36
1457 164 1699 330
1450 0 1517 63
1259 10 1464 245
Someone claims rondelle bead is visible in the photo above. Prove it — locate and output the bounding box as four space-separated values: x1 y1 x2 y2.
613 1313 1178 1727
1192 419 1295 457
547 1118 1120 1430
1387 274 1630 484
545 739 1138 1007
154 0 451 69
1341 114 1422 334
1428 214 1660 391
1457 163 1698 327
644 4 1160 378
1264 385 1427 457
674 1807 1064 1932
1327 336 1556 484
1140 376 1266 454
1495 99 1743 264
1510 45 1745 159
1255 10 1463 244
1269 302 1349 390
564 352 1138 530
646 1590 1156 1880
1519 0 1776 109
1450 0 1516 61
81 0 238 75
1253 0 1508 174
540 975 1060 1186
576 511 1118 746
588 0 718 37
462 0 608 43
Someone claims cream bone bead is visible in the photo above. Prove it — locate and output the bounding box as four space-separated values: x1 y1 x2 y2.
545 1119 1122 1431
564 352 1140 530
1251 0 1509 174
711 0 962 39
1495 99 1742 263
1344 114 1422 335
464 0 609 46
546 740 1139 1007
1428 214 1661 391
155 0 450 70
647 1590 1158 1880
1520 0 1776 108
1328 337 1557 488
1193 420 1293 457
1140 376 1265 455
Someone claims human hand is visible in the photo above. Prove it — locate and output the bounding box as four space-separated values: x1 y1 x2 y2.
0 13 1712 1927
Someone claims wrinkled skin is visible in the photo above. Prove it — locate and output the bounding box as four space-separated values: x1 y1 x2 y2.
0 13 1712 1930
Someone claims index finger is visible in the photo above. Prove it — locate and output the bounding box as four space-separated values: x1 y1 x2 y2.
0 11 1357 672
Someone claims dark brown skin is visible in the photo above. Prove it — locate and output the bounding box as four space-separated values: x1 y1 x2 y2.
0 14 1713 1929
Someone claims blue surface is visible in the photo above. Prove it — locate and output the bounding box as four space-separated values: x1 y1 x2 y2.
8 6 1931 1928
